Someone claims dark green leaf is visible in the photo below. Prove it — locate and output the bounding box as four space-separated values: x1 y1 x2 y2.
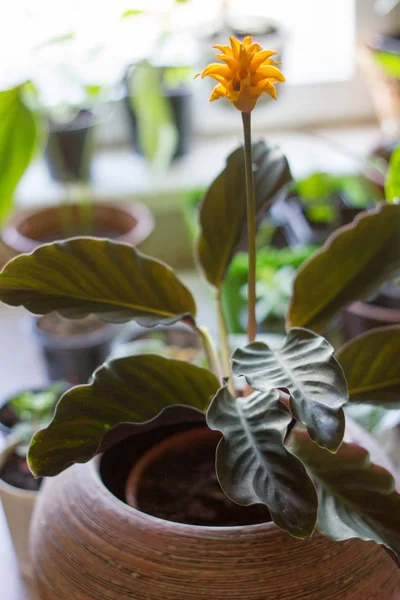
28 355 219 477
196 141 292 288
385 144 400 202
287 203 400 332
232 328 348 451
337 325 400 406
207 385 317 538
0 238 196 326
0 87 37 225
290 428 400 559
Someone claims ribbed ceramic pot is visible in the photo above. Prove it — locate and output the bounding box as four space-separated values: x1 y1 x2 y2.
30 424 400 600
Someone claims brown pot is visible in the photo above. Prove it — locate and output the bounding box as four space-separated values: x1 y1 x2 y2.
125 427 220 509
0 202 154 266
30 422 400 600
343 300 400 340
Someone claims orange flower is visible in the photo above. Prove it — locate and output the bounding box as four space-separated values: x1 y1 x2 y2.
198 35 285 112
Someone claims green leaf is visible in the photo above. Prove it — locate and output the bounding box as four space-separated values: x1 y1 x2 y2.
373 49 400 79
207 385 317 539
28 355 219 477
121 9 143 19
287 203 400 332
290 428 400 559
196 141 292 288
129 62 177 171
385 144 400 202
336 326 400 406
0 86 37 226
232 328 348 452
0 238 196 326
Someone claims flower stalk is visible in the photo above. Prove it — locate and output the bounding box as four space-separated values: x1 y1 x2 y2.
242 111 257 343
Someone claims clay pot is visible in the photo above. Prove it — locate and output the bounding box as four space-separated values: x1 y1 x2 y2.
0 201 154 267
0 439 37 580
125 427 220 509
30 422 400 599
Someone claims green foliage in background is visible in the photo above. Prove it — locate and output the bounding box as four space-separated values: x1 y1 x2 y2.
385 144 400 202
0 86 38 226
372 49 400 79
222 245 317 334
292 172 383 223
8 382 65 457
129 62 178 171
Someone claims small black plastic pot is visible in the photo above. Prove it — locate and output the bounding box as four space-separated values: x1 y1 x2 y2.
124 77 193 161
44 109 96 183
29 317 119 386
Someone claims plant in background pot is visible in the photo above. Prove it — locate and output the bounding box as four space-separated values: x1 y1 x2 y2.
2 36 400 599
0 382 66 579
123 1 196 170
270 170 384 246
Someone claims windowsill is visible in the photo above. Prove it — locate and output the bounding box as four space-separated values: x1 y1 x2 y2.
16 121 384 212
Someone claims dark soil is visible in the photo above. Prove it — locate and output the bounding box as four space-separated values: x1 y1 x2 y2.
136 443 271 527
38 227 122 244
37 313 106 336
0 452 41 492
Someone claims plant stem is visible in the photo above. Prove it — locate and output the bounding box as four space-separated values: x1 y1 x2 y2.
196 325 222 381
216 289 233 392
241 111 257 344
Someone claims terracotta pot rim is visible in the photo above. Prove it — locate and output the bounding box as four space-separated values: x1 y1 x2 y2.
125 427 223 510
0 444 38 500
1 201 154 255
95 442 277 537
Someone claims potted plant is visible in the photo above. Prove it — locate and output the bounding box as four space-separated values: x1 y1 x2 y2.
0 382 67 578
271 170 384 245
122 2 196 169
1 36 400 598
0 18 155 266
125 62 194 166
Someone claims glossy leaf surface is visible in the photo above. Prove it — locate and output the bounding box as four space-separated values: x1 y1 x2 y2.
197 141 292 288
287 203 400 332
337 325 400 406
28 355 219 477
0 238 196 326
207 386 317 538
290 428 400 559
232 328 348 451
